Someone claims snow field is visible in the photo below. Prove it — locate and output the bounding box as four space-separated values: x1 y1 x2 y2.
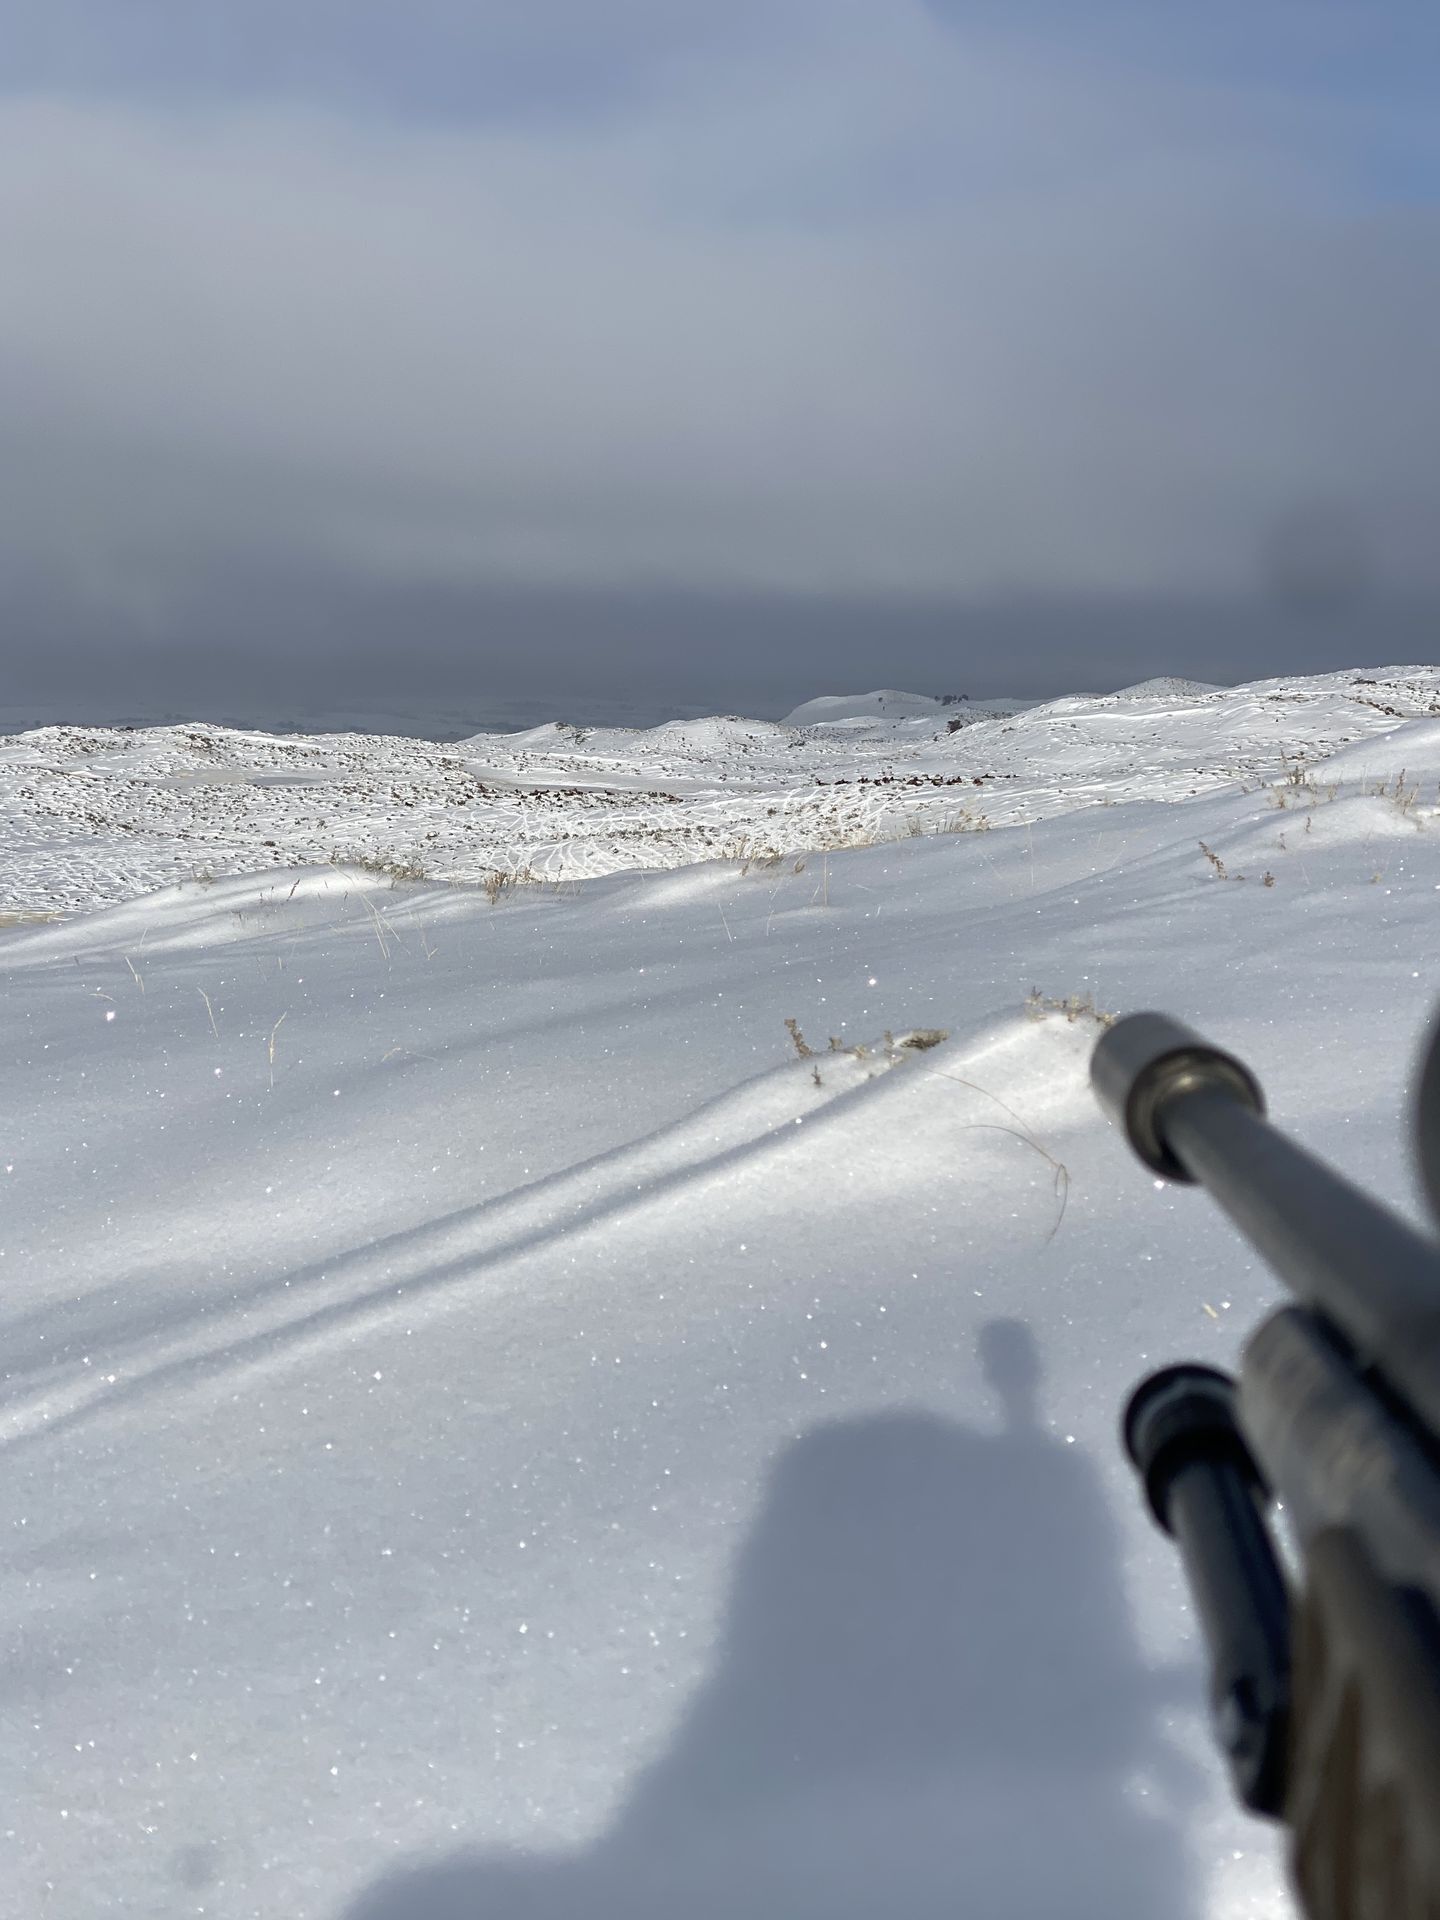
1 666 1439 1916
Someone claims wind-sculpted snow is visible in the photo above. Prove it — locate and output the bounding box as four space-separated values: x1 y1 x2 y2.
0 1016 937 1454
2 667 1438 916
2 662 1440 1918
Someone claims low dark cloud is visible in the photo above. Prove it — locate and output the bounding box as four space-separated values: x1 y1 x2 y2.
6 561 1431 730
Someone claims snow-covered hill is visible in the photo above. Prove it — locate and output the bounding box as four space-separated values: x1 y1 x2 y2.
1110 676 1226 701
2 663 1440 1918
3 666 1437 917
779 688 1033 727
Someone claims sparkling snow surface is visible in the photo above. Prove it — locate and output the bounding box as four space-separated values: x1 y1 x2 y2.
2 666 1440 1918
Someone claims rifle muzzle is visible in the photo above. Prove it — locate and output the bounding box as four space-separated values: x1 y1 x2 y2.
1089 1011 1265 1179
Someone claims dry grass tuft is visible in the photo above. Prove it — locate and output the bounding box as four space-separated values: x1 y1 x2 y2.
784 1016 815 1059
1025 989 1117 1028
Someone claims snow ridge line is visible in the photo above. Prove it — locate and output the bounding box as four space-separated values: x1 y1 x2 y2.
0 1042 921 1452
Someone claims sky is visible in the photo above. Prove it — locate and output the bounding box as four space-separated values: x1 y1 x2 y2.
2 0 1438 718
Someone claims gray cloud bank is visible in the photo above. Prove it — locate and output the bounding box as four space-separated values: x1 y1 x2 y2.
2 2 1437 714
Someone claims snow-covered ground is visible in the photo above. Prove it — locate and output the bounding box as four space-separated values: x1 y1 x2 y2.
2 664 1439 1918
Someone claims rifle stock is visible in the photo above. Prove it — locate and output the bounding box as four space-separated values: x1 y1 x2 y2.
1287 1526 1440 1920
1093 1010 1440 1919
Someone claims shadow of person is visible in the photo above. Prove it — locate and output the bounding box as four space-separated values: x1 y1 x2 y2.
346 1322 1200 1920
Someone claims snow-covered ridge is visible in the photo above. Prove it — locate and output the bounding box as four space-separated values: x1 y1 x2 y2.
2 666 1438 916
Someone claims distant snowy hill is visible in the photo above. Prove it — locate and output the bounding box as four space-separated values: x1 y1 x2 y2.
3 666 1438 916
1109 676 1225 700
782 688 1031 727
783 689 950 725
0 693 719 744
2 661 1440 1917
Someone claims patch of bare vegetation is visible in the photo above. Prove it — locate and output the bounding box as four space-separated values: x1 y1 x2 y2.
1270 756 1340 810
333 852 432 884
1024 990 1117 1028
1369 771 1430 821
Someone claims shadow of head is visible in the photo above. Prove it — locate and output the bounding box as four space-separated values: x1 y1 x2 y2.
978 1316 1041 1427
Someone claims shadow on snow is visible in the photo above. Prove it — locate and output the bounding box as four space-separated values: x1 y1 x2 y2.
345 1322 1201 1920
